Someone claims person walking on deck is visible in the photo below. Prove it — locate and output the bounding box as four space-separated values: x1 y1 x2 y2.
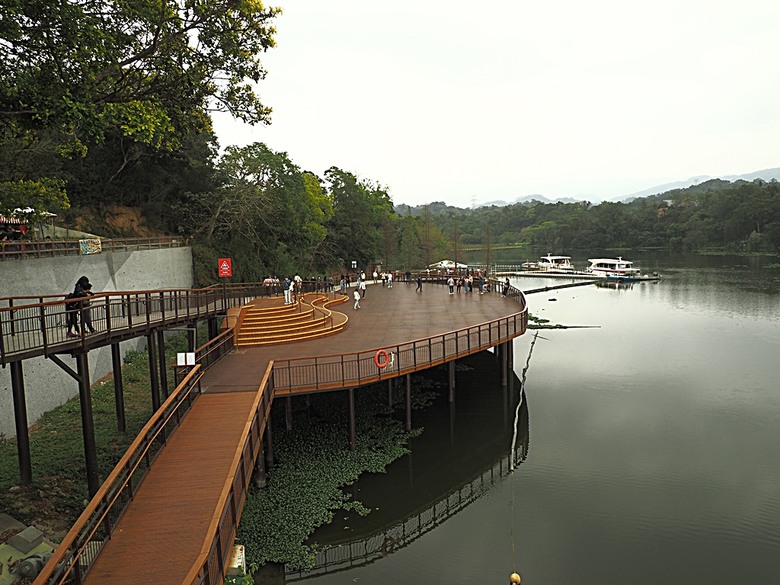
353 288 361 309
283 277 292 304
416 275 423 293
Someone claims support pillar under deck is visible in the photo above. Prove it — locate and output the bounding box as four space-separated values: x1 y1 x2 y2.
348 388 356 452
285 396 293 431
265 415 274 467
448 360 456 402
10 361 32 485
501 342 508 387
147 333 160 412
254 446 267 488
187 325 197 352
405 374 412 431
76 352 100 497
111 343 126 433
157 329 168 399
207 317 219 341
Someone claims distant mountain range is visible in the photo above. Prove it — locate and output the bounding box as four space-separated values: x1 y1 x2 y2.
473 167 780 208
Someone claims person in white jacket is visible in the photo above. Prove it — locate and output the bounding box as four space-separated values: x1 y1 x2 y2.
353 289 361 310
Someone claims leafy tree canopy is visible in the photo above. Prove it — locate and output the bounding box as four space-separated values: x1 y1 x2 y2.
0 177 69 224
0 0 280 152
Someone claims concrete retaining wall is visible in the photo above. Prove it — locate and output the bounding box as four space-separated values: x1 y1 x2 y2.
0 247 194 438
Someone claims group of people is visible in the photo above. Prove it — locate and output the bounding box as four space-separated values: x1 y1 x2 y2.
282 274 303 305
65 275 96 337
439 273 492 295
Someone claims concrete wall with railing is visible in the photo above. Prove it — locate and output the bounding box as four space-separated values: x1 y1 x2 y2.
0 246 194 438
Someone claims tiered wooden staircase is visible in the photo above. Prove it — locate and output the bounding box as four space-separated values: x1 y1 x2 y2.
235 292 349 347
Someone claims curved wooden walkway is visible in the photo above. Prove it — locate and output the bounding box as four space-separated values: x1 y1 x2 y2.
68 282 525 585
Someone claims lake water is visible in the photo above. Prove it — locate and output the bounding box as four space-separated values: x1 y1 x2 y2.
298 254 780 585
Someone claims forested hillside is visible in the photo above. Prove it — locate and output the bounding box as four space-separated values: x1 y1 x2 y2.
399 178 780 256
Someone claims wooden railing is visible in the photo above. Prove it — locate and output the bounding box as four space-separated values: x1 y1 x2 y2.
0 283 288 365
0 236 185 261
271 279 528 394
33 367 205 585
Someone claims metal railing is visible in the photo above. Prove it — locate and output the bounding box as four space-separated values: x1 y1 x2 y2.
0 283 285 365
33 367 205 585
0 236 185 261
271 279 528 393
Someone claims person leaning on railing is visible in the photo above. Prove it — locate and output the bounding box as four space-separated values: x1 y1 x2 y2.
66 275 94 337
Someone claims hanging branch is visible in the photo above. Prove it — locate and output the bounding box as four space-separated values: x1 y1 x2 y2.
510 331 539 471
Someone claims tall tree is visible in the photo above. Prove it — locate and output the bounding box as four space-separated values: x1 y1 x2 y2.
323 167 394 271
398 213 421 270
0 0 280 152
181 142 328 279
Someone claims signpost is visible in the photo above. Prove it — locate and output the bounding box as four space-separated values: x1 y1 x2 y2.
218 258 233 278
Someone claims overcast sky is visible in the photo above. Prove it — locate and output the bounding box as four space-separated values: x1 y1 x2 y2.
211 0 780 208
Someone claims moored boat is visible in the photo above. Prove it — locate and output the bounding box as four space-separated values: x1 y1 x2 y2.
523 254 575 273
585 257 641 278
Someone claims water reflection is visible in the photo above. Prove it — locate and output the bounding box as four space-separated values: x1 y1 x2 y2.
302 254 780 585
290 355 529 579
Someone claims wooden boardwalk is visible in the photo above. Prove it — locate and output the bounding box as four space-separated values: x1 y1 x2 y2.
80 282 525 585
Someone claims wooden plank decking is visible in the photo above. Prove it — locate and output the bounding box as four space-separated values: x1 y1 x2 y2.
81 282 524 584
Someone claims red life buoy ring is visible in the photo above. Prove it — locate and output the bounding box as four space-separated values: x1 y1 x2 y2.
381 535 396 555
374 349 389 369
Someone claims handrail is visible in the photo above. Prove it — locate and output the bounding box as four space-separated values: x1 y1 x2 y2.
300 292 339 330
0 236 184 261
0 283 282 366
182 362 276 585
271 280 528 394
33 366 205 585
195 328 236 371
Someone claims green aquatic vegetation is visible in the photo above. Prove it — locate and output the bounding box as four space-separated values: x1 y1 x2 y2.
236 380 431 569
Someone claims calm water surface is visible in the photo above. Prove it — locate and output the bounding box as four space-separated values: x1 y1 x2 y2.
300 254 780 585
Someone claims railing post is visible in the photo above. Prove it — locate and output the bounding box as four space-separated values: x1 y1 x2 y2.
39 302 49 352
104 295 112 336
145 292 152 329
8 298 15 337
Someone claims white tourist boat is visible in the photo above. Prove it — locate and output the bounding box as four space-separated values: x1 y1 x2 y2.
522 254 576 273
585 257 641 278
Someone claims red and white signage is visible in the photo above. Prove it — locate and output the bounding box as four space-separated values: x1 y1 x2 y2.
218 257 233 278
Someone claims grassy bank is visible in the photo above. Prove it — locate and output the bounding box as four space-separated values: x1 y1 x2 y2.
0 334 190 539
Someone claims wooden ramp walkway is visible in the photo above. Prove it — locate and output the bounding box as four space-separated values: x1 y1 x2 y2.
77 282 526 585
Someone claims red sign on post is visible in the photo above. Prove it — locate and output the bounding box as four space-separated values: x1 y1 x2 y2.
218 257 233 278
